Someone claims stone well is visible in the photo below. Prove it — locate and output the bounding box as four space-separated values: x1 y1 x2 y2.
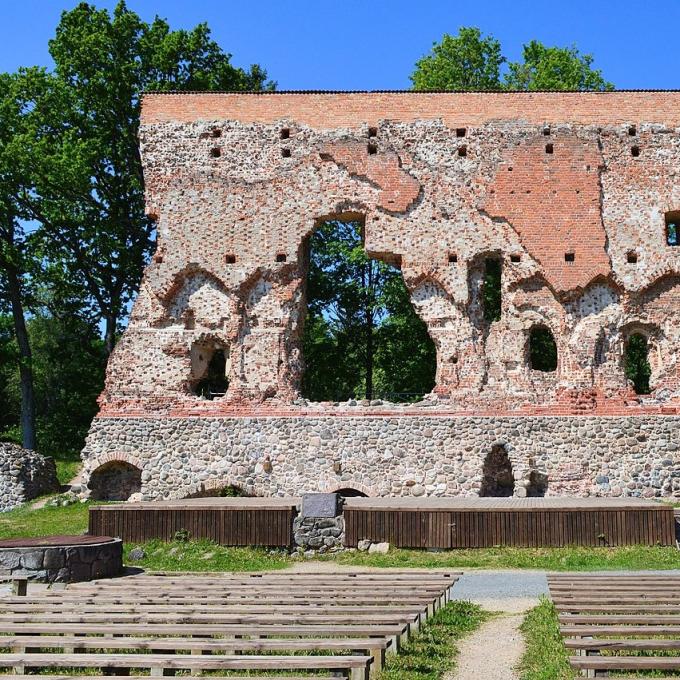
0 535 123 583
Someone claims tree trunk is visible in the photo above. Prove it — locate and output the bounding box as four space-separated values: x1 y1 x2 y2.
104 312 117 355
365 262 375 401
6 264 36 450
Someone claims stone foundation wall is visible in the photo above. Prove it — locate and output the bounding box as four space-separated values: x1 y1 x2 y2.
0 442 60 512
82 415 679 500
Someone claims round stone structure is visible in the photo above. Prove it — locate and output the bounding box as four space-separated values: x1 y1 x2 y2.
0 535 123 583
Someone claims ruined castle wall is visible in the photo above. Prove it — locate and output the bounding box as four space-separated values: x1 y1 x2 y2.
82 92 680 499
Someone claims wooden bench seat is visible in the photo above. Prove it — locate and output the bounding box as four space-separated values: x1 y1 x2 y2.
561 625 680 636
1 676 321 680
0 652 372 680
0 621 409 640
0 612 419 626
564 638 680 651
559 614 680 624
569 656 680 671
0 634 391 672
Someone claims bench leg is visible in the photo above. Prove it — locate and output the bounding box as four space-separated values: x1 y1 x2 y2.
12 579 27 596
368 647 384 676
11 644 24 675
349 666 370 680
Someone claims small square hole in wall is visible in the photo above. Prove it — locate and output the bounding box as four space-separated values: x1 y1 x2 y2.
448 253 458 264
458 146 467 157
367 143 378 155
545 143 554 154
211 128 222 138
456 127 467 137
507 166 513 172
629 126 637 136
564 252 575 263
631 145 640 157
368 127 378 137
510 254 521 263
210 147 221 158
281 148 291 158
280 128 290 140
225 254 236 264
276 253 287 263
627 251 638 264
543 127 551 136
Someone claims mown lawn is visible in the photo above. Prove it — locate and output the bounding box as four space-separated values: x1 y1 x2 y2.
1 501 679 572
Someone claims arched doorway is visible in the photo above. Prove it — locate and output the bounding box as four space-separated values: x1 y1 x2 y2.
480 444 514 497
88 461 142 501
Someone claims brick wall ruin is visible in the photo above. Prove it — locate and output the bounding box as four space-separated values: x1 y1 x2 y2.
82 92 680 499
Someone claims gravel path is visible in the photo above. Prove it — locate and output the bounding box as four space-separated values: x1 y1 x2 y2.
445 571 548 680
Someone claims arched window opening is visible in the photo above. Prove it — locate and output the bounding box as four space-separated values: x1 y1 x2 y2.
624 333 652 395
528 326 558 372
480 444 514 497
89 461 142 501
665 211 680 246
191 340 229 400
301 218 435 402
482 258 502 322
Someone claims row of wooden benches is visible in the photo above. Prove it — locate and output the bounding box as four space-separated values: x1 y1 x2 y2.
0 570 461 679
549 572 680 677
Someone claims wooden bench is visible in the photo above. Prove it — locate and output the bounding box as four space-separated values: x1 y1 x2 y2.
0 652 373 680
0 570 457 680
549 572 680 677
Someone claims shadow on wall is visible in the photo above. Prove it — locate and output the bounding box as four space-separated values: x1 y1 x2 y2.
88 461 142 501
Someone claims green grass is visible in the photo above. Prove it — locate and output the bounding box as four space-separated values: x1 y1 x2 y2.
377 600 488 679
518 597 574 680
326 545 680 571
0 500 89 538
127 540 290 572
52 451 82 486
1 501 679 572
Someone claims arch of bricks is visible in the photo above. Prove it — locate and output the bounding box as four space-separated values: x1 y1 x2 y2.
82 92 680 501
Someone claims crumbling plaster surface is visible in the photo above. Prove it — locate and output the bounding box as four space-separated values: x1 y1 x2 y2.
82 93 680 499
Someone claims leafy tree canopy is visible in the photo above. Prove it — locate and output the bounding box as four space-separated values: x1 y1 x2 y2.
411 27 612 91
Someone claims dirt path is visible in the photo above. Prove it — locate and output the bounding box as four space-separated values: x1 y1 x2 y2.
445 607 528 680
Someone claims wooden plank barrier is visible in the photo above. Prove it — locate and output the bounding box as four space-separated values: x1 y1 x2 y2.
548 572 680 677
88 498 297 547
344 498 676 549
0 570 460 680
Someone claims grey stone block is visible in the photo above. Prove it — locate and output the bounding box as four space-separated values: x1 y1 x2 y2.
301 493 340 518
21 550 44 570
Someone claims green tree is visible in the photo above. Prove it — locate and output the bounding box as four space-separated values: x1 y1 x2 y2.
31 1 273 354
410 28 504 91
302 221 435 401
0 68 69 450
505 41 613 91
410 29 612 93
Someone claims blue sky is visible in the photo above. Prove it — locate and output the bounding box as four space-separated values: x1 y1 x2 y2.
0 0 678 89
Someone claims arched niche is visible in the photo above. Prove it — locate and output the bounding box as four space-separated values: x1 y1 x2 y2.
89 461 142 501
